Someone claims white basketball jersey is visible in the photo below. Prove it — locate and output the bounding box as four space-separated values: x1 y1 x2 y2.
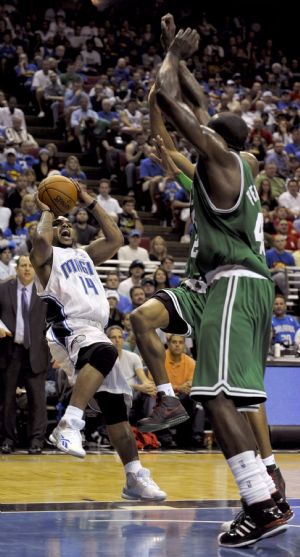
36 246 109 331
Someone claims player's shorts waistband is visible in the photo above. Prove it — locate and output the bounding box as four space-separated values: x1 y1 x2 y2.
206 265 268 285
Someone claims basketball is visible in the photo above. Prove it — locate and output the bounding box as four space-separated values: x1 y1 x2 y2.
38 176 78 216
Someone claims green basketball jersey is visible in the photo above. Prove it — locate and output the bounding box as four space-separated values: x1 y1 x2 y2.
186 152 271 280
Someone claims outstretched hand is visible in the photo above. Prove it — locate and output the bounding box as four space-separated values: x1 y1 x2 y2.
150 135 180 176
169 28 200 59
161 13 176 51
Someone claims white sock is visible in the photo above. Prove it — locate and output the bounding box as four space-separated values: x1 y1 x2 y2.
227 451 271 506
256 455 276 495
63 405 85 429
262 455 276 468
157 383 175 397
125 460 142 475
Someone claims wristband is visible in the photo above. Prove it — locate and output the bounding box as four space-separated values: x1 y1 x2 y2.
86 199 97 211
176 171 193 193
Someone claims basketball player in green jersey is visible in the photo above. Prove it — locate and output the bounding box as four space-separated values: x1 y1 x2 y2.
131 21 289 548
133 13 289 507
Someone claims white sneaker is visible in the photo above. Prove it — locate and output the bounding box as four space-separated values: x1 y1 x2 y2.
122 467 166 501
49 419 86 458
37 111 45 118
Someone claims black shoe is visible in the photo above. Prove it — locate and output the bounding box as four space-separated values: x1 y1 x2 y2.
218 504 288 548
28 444 43 455
272 490 294 522
1 440 15 454
136 392 189 433
267 465 286 498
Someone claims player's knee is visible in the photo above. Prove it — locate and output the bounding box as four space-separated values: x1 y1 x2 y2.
130 304 155 334
79 342 118 377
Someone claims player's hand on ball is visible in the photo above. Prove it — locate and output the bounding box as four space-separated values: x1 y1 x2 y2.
73 180 93 205
169 28 200 58
34 191 51 213
161 13 176 51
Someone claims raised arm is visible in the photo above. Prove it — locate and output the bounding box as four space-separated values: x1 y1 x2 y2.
76 183 124 265
30 193 54 287
160 14 209 126
156 28 241 206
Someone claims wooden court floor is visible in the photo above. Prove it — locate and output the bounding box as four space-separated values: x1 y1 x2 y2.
0 451 300 557
0 450 300 504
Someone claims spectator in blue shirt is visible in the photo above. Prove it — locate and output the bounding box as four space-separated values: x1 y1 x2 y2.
1 148 24 183
60 155 87 181
98 98 119 123
266 234 295 296
272 294 300 346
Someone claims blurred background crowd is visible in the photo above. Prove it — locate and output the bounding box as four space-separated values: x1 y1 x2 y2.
1 0 300 453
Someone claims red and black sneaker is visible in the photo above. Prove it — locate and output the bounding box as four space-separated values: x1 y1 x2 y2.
137 392 189 433
218 502 288 548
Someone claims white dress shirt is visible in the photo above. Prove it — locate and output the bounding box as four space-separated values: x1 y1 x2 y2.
96 194 122 216
14 280 33 345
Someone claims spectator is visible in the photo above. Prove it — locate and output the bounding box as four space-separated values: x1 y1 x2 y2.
255 162 285 198
117 196 143 240
118 229 149 262
266 234 295 295
98 97 119 123
0 255 48 454
60 155 87 181
106 290 124 328
70 96 99 152
0 96 26 131
14 53 37 99
44 70 65 127
149 235 168 262
101 119 126 180
5 116 38 150
141 276 155 300
153 266 170 292
72 207 98 246
31 58 52 118
3 208 28 245
272 294 300 347
0 190 11 231
266 140 290 179
118 259 145 299
1 148 23 184
129 285 146 311
285 126 300 162
278 178 300 217
274 219 298 250
32 148 52 182
161 255 181 287
258 178 278 211
120 99 143 136
124 132 150 195
164 334 204 449
0 246 16 281
14 222 37 256
80 39 102 72
20 194 39 227
6 174 28 211
105 271 131 314
96 178 122 219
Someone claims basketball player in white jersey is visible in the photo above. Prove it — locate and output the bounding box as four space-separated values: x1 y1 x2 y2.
30 183 165 500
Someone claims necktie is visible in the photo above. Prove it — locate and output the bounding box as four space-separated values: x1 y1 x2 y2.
21 287 31 349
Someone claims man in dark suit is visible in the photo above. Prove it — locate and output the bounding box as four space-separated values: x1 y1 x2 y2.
0 255 49 454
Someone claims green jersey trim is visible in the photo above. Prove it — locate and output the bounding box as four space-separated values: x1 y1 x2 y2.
194 151 244 214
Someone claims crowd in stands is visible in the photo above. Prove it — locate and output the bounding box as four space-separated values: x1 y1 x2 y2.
1 0 300 451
